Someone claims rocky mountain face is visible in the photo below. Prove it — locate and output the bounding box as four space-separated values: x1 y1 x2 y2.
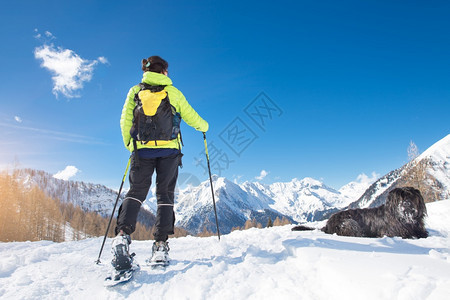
172 176 293 234
14 169 156 228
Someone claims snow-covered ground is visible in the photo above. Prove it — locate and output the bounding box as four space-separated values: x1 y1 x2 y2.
1 200 450 300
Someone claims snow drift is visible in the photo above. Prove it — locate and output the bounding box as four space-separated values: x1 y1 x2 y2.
1 200 449 300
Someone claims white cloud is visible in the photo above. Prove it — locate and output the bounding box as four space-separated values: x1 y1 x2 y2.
53 166 79 181
14 116 22 123
233 174 243 184
255 170 269 181
34 34 108 98
33 28 41 39
97 56 109 64
355 172 379 185
34 29 55 42
44 31 55 39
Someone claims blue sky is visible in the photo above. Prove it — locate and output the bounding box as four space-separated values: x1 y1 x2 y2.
0 0 449 190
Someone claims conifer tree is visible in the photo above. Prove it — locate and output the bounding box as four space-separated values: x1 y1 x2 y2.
231 226 241 232
244 219 254 230
280 217 291 225
273 217 281 227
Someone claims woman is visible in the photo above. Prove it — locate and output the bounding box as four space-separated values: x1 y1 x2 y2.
111 55 209 272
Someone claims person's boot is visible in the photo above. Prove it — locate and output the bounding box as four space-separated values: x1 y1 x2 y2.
111 230 133 271
149 241 170 266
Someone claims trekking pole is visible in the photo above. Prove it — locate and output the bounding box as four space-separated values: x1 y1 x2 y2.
203 132 221 241
95 155 132 264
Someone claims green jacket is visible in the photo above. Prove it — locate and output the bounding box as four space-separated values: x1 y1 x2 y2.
120 71 209 151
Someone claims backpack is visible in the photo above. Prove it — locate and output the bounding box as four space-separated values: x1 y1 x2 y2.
130 83 181 147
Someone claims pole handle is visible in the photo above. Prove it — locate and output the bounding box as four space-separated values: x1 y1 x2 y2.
203 132 209 160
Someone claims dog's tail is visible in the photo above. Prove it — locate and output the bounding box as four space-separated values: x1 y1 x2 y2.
291 225 316 231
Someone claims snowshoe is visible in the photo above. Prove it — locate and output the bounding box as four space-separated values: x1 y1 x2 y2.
111 233 133 271
104 261 139 287
104 232 140 286
146 241 170 268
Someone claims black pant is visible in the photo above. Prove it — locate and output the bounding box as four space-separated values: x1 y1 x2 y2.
116 153 180 241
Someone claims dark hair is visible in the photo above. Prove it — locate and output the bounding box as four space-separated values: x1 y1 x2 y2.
142 56 169 73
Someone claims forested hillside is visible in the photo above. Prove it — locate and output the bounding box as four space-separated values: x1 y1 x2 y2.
0 171 182 242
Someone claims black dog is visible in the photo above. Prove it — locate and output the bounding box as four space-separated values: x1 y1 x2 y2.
292 187 428 239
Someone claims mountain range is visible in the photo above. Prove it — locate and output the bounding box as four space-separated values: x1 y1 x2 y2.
12 134 449 235
14 168 156 228
146 134 450 233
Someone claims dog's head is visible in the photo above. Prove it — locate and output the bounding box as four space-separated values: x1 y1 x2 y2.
386 187 427 223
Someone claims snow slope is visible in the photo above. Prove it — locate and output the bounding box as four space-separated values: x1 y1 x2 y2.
1 200 449 300
418 134 450 199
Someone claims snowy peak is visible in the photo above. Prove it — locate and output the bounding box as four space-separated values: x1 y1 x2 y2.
417 134 450 162
416 134 450 200
270 177 328 191
174 176 288 234
173 171 376 234
338 172 379 207
289 177 321 187
351 134 450 208
212 176 238 194
192 175 233 196
264 178 342 222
